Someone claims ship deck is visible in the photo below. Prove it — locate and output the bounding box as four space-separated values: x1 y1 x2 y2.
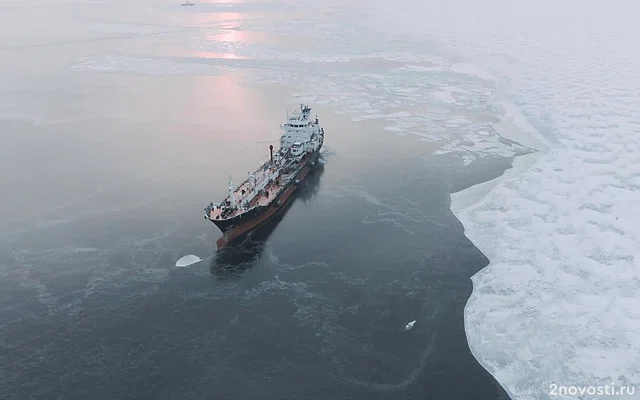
208 152 312 221
208 179 283 220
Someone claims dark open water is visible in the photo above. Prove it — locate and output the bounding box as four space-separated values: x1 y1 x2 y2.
1 72 513 399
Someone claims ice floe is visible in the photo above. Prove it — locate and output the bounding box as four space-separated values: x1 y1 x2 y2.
175 254 202 267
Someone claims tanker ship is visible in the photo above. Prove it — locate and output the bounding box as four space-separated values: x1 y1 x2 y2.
204 104 325 248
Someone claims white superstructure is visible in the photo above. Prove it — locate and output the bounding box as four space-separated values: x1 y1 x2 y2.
280 104 324 152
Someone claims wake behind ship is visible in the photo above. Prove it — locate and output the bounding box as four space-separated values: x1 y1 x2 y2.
204 104 325 248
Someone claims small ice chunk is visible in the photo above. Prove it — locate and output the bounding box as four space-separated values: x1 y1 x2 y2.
175 254 202 267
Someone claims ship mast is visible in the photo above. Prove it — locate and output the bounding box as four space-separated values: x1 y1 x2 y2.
228 175 237 208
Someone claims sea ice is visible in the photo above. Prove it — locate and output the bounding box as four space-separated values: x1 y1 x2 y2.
71 54 225 76
66 9 528 163
88 21 166 35
431 90 456 104
175 254 202 267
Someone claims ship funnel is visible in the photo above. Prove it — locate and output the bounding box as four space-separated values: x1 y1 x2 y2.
269 144 274 163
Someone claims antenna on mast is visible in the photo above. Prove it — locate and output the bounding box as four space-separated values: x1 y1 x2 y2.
228 175 237 208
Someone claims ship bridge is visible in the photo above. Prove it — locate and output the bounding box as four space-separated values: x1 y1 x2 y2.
280 104 322 149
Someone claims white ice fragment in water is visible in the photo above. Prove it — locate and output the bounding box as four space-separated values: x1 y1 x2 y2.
405 320 416 331
175 254 202 267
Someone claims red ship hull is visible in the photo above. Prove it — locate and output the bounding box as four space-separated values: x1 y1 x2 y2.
213 152 320 248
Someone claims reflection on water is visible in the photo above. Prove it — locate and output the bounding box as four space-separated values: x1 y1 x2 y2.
210 161 325 278
208 29 259 43
191 50 247 59
187 11 249 27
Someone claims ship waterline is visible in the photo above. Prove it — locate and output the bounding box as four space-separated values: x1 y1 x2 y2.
204 104 325 247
